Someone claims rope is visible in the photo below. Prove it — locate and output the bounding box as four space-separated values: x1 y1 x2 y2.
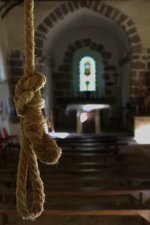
14 0 62 220
24 0 35 75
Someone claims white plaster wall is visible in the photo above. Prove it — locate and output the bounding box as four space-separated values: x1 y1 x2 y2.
3 1 58 49
47 19 127 72
0 18 10 132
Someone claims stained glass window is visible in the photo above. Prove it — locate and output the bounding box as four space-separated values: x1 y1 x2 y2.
79 56 96 92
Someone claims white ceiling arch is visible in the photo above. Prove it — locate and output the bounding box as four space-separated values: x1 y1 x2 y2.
44 7 130 60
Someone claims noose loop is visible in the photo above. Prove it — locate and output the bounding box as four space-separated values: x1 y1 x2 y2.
14 0 62 220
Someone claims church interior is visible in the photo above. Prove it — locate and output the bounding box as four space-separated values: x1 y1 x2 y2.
1 0 150 224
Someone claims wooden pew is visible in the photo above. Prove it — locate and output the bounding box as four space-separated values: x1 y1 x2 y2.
56 135 120 153
0 134 149 224
1 188 150 203
0 207 150 218
1 188 150 224
1 163 150 191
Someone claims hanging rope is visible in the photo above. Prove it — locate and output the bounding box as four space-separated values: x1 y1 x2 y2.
14 0 62 220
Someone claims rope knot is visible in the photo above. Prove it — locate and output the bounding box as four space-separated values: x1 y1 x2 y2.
14 71 62 164
14 72 62 220
14 72 46 117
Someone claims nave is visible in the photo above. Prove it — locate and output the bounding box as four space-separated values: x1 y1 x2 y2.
0 134 150 225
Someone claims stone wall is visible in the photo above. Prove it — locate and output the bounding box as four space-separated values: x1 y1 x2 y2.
130 48 150 114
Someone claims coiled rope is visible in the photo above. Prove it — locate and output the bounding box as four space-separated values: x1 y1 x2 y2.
14 0 62 220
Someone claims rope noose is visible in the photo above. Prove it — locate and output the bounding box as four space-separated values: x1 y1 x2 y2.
14 0 62 220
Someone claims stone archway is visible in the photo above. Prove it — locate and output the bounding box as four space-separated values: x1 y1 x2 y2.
32 1 144 131
52 39 118 102
35 0 142 104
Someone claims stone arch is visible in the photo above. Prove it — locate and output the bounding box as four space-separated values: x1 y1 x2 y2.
52 38 118 102
35 1 141 56
34 1 142 103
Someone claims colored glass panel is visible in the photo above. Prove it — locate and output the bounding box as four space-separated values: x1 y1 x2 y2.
84 61 91 76
79 56 96 92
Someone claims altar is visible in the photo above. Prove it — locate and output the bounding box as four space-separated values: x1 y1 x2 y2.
66 104 110 134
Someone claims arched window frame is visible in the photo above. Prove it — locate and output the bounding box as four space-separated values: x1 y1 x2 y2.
73 47 105 97
79 56 96 92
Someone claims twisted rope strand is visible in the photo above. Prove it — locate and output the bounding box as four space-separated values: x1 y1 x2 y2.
14 0 62 220
24 0 35 75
